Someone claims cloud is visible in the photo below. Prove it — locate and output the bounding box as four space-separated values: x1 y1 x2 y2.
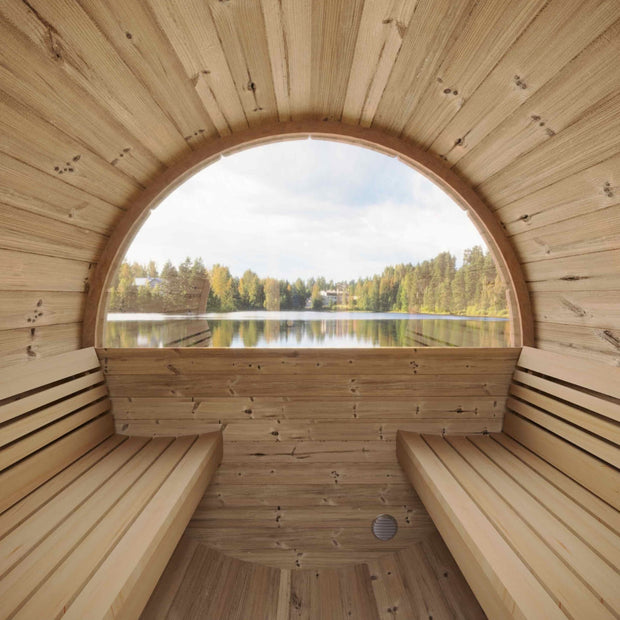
125 140 485 281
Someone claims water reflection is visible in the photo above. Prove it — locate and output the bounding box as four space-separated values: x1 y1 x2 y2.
104 311 510 348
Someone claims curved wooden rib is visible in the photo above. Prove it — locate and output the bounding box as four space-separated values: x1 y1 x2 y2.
82 122 533 348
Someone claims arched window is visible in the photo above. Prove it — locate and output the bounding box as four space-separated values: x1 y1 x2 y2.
100 137 519 349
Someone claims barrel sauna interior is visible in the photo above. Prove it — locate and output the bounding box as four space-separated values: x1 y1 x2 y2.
0 1 618 618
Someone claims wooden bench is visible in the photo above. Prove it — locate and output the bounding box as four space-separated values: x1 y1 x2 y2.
398 346 620 619
0 348 222 619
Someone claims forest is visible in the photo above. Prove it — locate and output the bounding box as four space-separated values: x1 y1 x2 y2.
107 246 508 317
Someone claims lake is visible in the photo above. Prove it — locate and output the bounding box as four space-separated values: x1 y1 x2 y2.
104 311 510 348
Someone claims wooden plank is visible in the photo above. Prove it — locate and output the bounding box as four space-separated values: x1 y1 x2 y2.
0 437 173 618
396 541 464 620
78 0 218 146
447 434 620 613
524 249 620 292
280 0 312 121
531 290 620 330
0 414 114 513
509 383 619 444
0 248 92 293
0 436 147 577
0 8 162 184
162 544 280 620
430 0 620 166
468 434 620 569
200 483 419 510
0 398 110 471
208 0 278 125
275 568 291 620
0 90 141 205
491 433 620 533
479 91 620 208
310 0 365 122
0 202 108 262
104 373 513 398
0 435 125 540
0 152 123 236
420 532 486 620
139 536 199 620
1 369 104 424
517 345 620 399
456 19 620 185
507 396 619 466
503 412 619 509
0 323 83 370
98 346 520 376
512 205 620 263
367 553 416 620
16 437 197 620
116 418 499 441
146 0 249 133
1 0 189 163
110 395 506 422
0 291 85 331
190 504 427 530
342 0 417 127
289 563 379 620
212 461 410 486
0 347 100 403
1 384 108 446
373 0 473 134
217 440 400 463
396 430 566 620
403 0 547 148
496 152 620 236
535 323 620 366
512 369 620 423
62 432 223 620
261 0 291 122
432 434 616 619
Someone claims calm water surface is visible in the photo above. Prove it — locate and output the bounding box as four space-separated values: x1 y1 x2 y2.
105 311 510 348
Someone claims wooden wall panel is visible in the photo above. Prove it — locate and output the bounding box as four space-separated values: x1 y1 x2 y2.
101 347 517 569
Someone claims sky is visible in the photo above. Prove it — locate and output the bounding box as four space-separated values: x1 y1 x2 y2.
124 139 485 281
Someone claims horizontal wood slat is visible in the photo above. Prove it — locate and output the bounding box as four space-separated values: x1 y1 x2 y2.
0 413 115 513
0 347 100 401
503 412 619 510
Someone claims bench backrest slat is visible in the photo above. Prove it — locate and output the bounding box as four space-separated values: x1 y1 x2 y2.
0 348 114 511
506 346 620 509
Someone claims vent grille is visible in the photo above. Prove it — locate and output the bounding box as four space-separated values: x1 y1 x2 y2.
372 514 398 541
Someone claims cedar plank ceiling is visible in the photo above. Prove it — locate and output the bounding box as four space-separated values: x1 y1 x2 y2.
0 0 619 367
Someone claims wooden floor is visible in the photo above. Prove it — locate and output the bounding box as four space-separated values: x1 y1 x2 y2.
142 532 485 620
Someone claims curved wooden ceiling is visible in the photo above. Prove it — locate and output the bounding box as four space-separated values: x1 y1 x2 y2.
0 0 619 367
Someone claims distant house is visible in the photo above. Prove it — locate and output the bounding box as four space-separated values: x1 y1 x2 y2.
321 290 339 306
134 277 163 289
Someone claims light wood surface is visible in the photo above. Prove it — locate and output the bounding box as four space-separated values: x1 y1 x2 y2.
101 347 516 569
0 0 618 365
0 347 223 619
141 532 484 620
507 346 620 508
396 344 620 618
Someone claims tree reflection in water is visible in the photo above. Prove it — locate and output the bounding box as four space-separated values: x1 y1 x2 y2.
104 312 509 348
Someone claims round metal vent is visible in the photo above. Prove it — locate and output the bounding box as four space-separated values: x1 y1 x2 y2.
372 514 398 541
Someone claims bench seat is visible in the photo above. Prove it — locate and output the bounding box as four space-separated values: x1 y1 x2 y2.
0 349 222 619
398 347 620 619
